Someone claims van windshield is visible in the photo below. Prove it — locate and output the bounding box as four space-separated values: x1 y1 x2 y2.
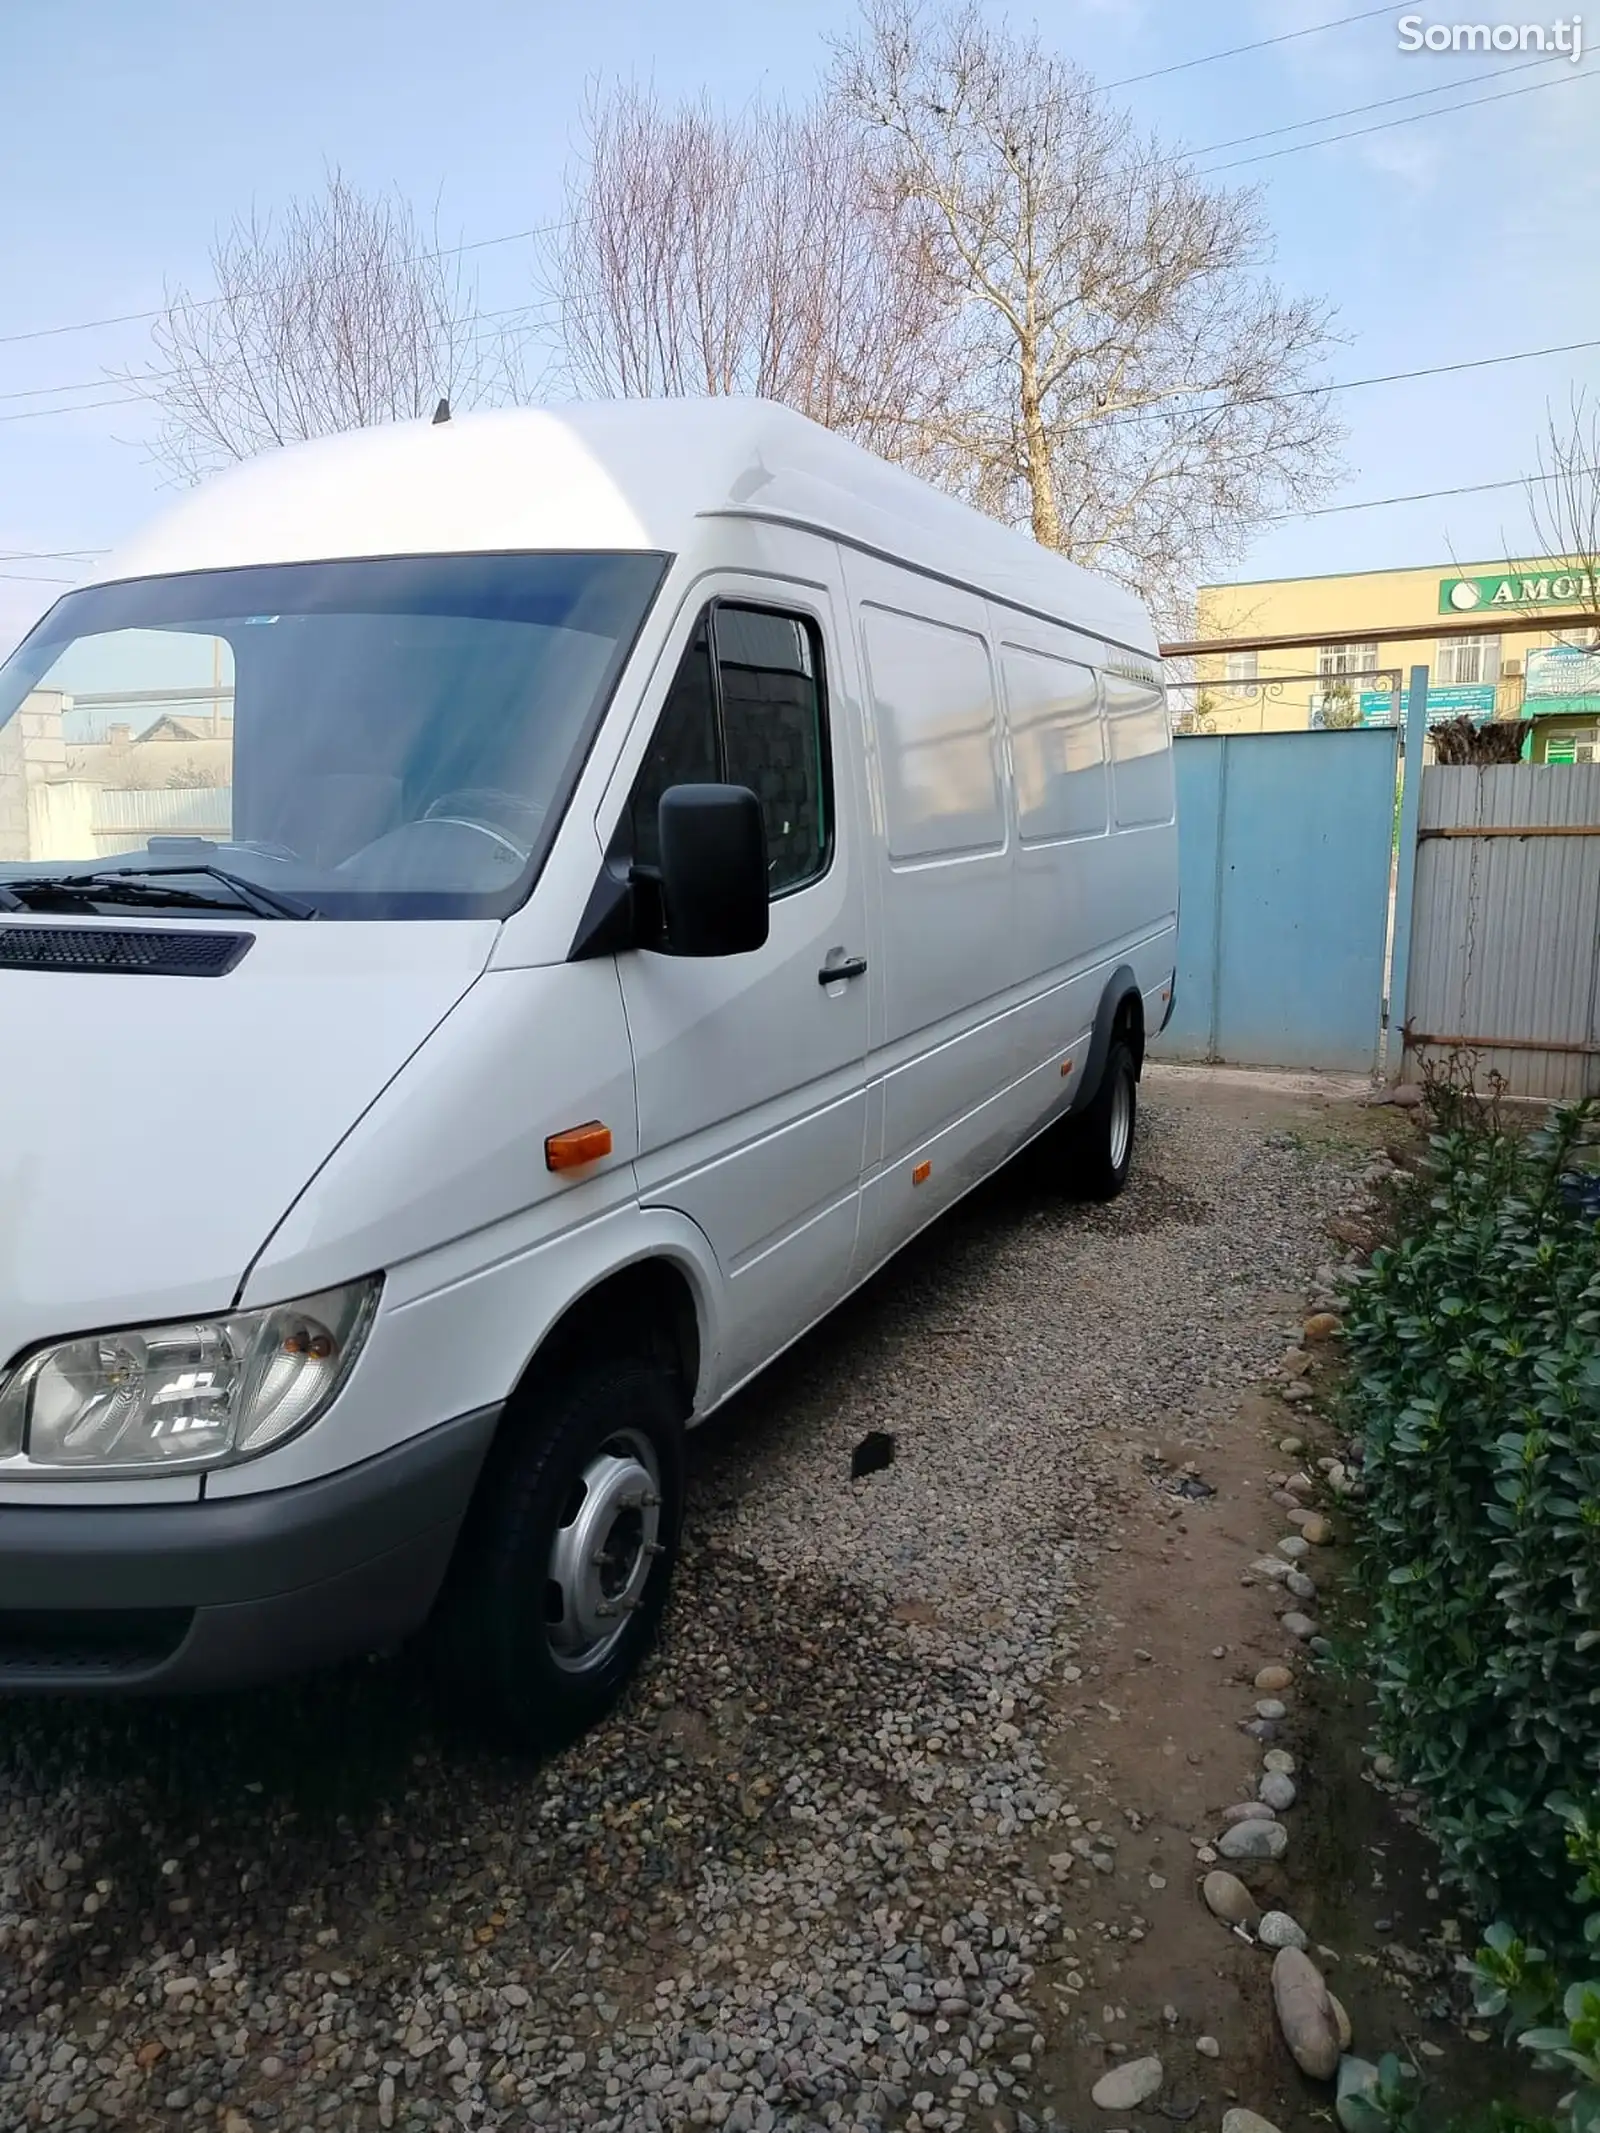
0 552 665 920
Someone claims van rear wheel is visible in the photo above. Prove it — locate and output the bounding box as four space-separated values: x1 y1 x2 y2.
1068 1038 1137 1201
436 1356 684 1751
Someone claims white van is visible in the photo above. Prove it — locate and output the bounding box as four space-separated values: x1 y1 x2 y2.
0 399 1176 1743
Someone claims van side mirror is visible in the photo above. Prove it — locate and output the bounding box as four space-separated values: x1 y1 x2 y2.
656 784 770 957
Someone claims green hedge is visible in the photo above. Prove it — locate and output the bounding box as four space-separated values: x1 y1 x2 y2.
1343 1099 1600 1951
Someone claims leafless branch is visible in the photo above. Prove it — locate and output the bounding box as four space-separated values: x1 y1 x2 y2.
128 169 525 484
539 82 957 463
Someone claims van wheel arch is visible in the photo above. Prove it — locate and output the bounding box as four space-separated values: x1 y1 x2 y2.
1071 967 1145 1115
515 1257 704 1414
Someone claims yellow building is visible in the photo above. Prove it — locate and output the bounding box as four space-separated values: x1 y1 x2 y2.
1190 558 1600 762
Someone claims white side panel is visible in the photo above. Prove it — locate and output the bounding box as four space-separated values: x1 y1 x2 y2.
242 961 640 1306
845 558 1019 1268
608 534 873 1392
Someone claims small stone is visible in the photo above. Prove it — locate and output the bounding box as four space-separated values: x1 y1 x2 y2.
136 2043 165 2070
1272 1947 1341 2080
1255 1666 1292 1692
1263 1749 1296 1775
1252 1557 1292 1583
1223 2115 1284 2133
1256 1699 1287 1721
1203 1871 1260 1928
1304 1313 1343 1342
1371 1753 1397 1781
1196 2037 1221 2059
224 2115 254 2133
1286 1570 1317 1601
1336 2056 1381 2131
1259 1771 1297 1812
1300 1515 1334 1546
1278 1435 1305 1453
1258 1911 1308 1951
1276 1536 1310 1562
1091 2056 1165 2111
1282 1611 1317 1641
1224 1801 1277 1826
259 2057 284 2080
1218 1820 1288 1862
1282 1380 1314 1403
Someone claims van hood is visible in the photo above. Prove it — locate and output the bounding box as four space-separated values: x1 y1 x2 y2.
0 921 497 1371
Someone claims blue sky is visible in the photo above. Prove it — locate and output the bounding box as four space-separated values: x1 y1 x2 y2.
2 0 1598 653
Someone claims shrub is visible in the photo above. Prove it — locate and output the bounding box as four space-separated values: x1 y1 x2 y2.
1343 1094 1600 1949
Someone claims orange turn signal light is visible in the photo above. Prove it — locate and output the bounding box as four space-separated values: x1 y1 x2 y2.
912 1159 932 1186
1060 1058 1074 1077
545 1121 613 1172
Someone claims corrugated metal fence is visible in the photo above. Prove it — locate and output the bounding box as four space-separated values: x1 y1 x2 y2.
1403 762 1600 1100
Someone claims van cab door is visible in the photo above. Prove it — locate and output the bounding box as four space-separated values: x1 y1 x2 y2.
605 550 872 1396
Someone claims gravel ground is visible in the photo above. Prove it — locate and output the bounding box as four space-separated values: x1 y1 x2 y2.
0 1073 1363 2133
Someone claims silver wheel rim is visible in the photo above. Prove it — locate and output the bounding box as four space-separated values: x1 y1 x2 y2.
545 1429 663 1674
1109 1070 1133 1172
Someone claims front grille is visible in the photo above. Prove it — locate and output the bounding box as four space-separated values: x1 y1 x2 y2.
0 1608 193 1677
0 926 252 977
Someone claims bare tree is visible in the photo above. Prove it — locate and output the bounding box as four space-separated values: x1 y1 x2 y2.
1530 389 1600 627
135 170 522 483
541 84 955 461
829 0 1343 612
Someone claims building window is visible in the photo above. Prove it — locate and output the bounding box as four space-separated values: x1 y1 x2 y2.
1436 633 1500 686
1225 650 1258 685
1318 642 1378 679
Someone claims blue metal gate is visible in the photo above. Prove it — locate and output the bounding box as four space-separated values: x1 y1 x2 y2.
1154 728 1399 1073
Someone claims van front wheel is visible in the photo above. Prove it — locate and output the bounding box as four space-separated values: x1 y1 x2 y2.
1070 1038 1137 1201
437 1357 685 1751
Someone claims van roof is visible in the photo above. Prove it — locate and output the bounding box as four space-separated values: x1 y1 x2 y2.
94 398 1156 657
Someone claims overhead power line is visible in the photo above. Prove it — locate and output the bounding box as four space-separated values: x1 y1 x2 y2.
1206 62 1596 171
0 227 567 353
1091 332 1600 431
1100 3 1397 89
1186 50 1562 157
0 547 107 561
1273 463 1600 522
0 392 141 426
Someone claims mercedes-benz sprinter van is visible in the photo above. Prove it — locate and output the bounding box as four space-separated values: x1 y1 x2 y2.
0 398 1177 1745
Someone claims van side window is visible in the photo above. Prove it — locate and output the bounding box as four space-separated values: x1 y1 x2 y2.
625 617 719 871
621 602 831 896
715 606 828 895
1103 670 1175 830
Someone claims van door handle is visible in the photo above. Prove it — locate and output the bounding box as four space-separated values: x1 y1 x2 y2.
819 954 868 985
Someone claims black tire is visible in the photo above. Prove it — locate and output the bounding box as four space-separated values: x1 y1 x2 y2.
434 1355 685 1752
1067 1038 1138 1201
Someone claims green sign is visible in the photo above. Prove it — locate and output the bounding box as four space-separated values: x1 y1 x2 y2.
1439 570 1600 615
1358 682 1495 725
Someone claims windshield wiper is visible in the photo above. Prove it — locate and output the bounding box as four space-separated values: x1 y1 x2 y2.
0 863 315 922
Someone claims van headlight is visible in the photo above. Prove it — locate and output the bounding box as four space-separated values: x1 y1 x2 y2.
0 1277 380 1474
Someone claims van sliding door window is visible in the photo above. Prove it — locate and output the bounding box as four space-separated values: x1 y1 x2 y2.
623 602 832 897
1103 671 1175 830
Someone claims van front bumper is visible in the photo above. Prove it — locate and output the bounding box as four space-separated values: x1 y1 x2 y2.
0 1405 499 1691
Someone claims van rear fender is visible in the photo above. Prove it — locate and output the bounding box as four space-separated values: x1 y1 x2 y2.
1069 967 1145 1115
